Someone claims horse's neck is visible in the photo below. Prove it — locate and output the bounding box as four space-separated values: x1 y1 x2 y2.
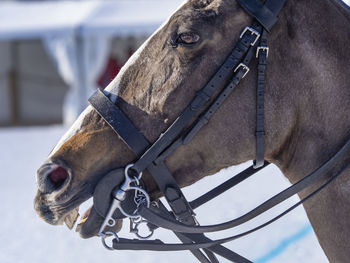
268 2 350 261
269 0 350 180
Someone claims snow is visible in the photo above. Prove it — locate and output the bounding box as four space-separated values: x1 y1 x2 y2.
0 126 328 262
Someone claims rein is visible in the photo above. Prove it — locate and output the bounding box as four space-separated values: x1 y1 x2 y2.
85 0 349 262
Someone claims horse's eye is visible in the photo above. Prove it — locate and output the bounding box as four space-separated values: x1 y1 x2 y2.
178 33 200 44
171 32 200 47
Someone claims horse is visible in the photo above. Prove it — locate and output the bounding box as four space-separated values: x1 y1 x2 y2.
34 0 350 262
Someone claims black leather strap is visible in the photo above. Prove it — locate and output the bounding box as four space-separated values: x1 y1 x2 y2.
174 232 218 263
147 161 196 224
264 0 287 17
88 90 149 156
236 0 287 31
158 201 251 263
156 201 251 263
190 163 269 209
183 32 260 145
253 30 268 168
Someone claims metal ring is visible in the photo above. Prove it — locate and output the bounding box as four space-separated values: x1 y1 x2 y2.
125 164 143 180
134 220 154 240
101 231 119 250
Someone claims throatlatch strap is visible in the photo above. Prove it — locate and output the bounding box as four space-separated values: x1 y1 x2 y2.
253 30 268 169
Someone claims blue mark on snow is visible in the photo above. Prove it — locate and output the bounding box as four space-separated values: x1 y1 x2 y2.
253 224 313 263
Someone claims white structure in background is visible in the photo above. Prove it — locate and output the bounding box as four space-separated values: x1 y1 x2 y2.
0 0 184 125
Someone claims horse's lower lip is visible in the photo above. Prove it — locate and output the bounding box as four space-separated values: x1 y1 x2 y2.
76 205 124 239
63 202 123 238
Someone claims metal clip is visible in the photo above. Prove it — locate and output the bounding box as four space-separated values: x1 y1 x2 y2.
240 27 260 46
234 63 250 79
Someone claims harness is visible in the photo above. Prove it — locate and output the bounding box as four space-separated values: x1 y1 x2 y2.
85 0 350 262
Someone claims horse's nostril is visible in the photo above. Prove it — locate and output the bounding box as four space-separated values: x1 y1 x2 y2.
48 166 69 188
37 163 70 194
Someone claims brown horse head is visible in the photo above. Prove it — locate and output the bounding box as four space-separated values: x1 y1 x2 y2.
34 0 350 261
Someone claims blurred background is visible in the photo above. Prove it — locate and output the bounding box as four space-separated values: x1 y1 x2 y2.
0 0 184 127
0 1 349 263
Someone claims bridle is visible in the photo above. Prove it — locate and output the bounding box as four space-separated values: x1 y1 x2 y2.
85 0 350 262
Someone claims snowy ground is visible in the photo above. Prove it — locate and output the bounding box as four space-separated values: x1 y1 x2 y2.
0 126 328 263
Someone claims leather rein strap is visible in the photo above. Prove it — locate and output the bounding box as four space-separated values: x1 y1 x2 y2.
86 0 350 262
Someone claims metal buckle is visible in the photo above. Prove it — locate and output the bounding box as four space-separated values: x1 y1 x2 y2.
240 27 260 46
234 63 250 79
256 46 269 58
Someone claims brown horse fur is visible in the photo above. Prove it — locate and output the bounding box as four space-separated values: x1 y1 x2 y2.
34 0 350 261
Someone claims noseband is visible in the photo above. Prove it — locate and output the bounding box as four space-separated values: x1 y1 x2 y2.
86 0 350 262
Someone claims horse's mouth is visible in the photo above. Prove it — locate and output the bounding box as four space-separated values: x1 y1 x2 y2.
65 201 123 238
35 160 123 237
34 191 123 238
